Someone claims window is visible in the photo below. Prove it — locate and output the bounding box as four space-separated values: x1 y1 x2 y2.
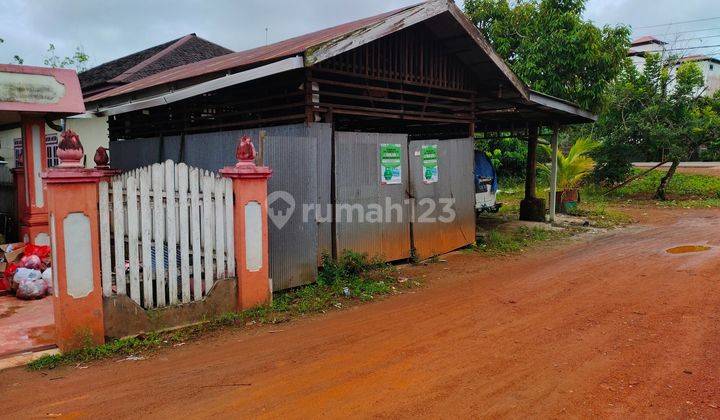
45 134 59 167
711 64 715 71
13 138 23 168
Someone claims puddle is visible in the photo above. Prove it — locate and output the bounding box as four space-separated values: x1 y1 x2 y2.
666 245 711 254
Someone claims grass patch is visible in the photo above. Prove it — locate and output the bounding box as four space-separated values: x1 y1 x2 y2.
28 251 418 371
566 198 634 228
469 226 571 255
609 170 720 200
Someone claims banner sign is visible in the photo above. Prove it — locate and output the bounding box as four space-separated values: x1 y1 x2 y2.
421 144 438 184
379 143 402 185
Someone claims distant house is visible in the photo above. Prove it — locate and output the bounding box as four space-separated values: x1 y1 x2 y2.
628 35 719 97
0 33 232 171
0 34 232 217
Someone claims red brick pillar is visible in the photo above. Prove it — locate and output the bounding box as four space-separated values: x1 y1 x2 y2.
41 132 106 351
220 135 273 309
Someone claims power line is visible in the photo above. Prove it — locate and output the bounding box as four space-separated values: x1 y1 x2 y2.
673 34 720 43
635 16 720 30
652 26 720 38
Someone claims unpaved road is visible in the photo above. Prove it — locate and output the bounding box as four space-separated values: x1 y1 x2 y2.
2 208 720 418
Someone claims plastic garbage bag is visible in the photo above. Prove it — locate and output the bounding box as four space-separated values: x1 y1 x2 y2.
42 268 53 295
13 267 42 292
21 255 42 269
16 277 48 300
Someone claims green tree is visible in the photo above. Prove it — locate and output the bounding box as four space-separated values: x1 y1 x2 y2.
43 44 89 72
464 0 631 111
594 54 720 200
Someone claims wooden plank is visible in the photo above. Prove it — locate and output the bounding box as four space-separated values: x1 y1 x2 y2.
214 178 226 278
165 161 179 305
99 181 112 297
140 171 154 308
126 176 141 304
190 169 203 300
224 178 235 277
178 163 191 303
201 174 214 294
152 164 166 306
112 180 126 295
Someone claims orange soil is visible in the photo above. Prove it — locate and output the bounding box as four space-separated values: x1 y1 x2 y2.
1 208 719 418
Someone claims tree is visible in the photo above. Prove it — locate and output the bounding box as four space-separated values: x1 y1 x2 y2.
464 0 631 112
1 38 88 70
593 54 720 200
43 44 89 72
539 137 599 190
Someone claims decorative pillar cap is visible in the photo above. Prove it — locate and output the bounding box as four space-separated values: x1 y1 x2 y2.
94 146 110 169
57 130 85 168
235 135 257 167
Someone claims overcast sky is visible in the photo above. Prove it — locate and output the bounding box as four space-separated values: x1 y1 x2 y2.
1 0 719 69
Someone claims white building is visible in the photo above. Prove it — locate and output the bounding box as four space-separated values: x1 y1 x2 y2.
628 36 720 97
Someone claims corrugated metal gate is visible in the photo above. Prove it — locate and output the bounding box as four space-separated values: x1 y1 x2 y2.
334 132 411 261
408 138 476 259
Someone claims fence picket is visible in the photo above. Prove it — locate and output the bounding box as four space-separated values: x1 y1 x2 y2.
190 169 203 300
214 179 226 278
224 179 235 277
202 175 215 294
139 171 154 308
112 180 126 295
152 164 166 306
99 181 112 297
126 177 141 304
178 163 191 303
165 161 179 305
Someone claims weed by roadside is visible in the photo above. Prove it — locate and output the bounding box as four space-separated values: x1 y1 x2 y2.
468 226 572 255
28 251 418 371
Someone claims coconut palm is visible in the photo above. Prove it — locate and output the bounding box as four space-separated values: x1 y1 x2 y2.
540 138 599 190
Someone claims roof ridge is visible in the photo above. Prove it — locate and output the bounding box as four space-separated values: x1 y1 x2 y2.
107 34 196 84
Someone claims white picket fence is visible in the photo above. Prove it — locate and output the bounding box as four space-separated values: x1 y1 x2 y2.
99 160 235 309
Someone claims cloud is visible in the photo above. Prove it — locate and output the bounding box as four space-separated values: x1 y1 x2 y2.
1 0 718 69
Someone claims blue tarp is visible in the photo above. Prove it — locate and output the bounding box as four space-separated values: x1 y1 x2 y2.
474 151 498 193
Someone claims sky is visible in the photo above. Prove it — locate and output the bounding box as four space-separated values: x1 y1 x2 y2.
0 0 719 70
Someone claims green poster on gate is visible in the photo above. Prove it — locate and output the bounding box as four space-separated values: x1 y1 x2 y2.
379 143 402 185
421 144 438 184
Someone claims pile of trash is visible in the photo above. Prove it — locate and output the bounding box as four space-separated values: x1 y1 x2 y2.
0 243 53 300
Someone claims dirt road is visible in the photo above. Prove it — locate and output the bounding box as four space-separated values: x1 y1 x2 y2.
2 208 720 418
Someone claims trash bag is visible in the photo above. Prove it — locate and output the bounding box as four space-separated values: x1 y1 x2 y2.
21 255 42 270
13 267 42 293
23 244 51 260
16 277 48 300
42 268 53 295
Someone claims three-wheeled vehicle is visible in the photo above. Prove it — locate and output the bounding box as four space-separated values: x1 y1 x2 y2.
474 151 502 213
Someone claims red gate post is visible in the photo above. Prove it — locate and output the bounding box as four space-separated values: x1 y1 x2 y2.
220 136 273 310
42 131 107 351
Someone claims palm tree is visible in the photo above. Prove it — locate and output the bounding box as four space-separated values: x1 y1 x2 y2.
540 138 599 191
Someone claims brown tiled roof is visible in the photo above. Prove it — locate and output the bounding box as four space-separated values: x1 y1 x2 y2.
78 34 233 97
631 35 667 46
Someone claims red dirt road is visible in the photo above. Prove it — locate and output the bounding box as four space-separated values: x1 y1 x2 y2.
2 208 720 418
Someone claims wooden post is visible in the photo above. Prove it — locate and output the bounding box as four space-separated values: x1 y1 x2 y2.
220 137 273 309
548 122 560 222
519 124 546 221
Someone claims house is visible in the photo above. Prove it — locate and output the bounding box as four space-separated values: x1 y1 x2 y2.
628 35 719 97
0 34 232 239
82 0 596 291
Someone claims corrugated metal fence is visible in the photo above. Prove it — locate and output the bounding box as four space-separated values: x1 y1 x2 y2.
110 123 331 291
110 125 475 291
